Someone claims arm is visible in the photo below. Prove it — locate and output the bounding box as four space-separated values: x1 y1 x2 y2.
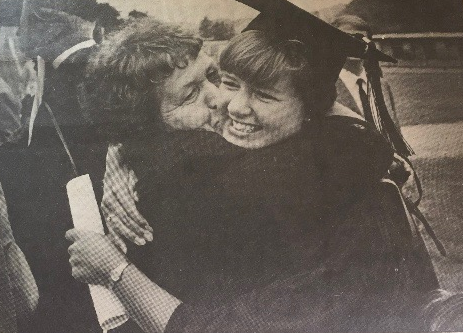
113 264 180 333
66 229 180 333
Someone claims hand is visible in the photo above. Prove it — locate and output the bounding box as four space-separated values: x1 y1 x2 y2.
66 229 128 287
102 146 153 246
102 196 153 248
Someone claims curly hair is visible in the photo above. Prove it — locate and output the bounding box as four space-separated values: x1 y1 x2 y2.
82 18 203 143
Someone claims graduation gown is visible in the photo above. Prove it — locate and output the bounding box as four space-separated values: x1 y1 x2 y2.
126 116 438 332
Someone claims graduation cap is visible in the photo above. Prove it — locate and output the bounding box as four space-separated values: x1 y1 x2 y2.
236 0 414 157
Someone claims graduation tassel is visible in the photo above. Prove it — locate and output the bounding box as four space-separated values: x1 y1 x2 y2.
44 102 79 178
364 42 415 157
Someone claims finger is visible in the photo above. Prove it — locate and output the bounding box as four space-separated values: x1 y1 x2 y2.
69 256 80 267
108 228 128 254
65 229 99 242
110 215 146 246
68 243 77 255
71 267 83 282
65 229 79 242
127 206 152 233
111 189 153 237
118 210 152 242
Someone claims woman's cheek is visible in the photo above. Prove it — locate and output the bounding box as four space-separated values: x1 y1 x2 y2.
217 87 234 111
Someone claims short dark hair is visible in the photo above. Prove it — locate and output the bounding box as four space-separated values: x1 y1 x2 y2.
219 30 336 118
82 18 203 143
331 15 373 39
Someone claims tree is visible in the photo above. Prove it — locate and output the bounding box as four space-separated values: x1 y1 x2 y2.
342 0 463 33
199 16 214 39
211 21 235 40
94 3 122 31
199 17 235 40
7 0 123 31
128 10 148 20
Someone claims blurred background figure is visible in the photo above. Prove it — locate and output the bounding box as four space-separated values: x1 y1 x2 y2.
331 14 400 127
0 23 36 146
0 1 107 332
0 182 38 333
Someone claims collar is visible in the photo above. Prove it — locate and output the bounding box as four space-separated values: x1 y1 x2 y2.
52 39 96 69
339 68 368 85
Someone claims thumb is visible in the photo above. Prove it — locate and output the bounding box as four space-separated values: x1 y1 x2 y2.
65 229 97 242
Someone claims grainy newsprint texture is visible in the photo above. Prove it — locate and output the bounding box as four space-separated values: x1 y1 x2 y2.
0 0 463 332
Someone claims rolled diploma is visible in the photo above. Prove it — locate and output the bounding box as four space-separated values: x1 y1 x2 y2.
67 175 128 331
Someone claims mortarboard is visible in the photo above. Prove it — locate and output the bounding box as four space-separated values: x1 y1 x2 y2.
236 0 414 157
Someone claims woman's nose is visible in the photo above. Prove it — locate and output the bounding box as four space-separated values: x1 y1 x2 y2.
227 90 252 117
204 81 219 110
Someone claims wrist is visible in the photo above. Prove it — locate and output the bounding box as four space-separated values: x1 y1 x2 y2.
106 261 131 289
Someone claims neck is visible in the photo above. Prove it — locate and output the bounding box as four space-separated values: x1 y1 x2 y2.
343 59 364 76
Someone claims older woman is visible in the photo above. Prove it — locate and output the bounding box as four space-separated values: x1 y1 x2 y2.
67 2 438 332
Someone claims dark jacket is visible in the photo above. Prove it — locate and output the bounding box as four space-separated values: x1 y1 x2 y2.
126 116 437 332
0 57 107 333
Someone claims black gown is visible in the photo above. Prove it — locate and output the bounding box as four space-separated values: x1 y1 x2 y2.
125 116 438 332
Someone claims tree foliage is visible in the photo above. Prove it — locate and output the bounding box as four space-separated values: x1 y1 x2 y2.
199 16 214 39
128 10 148 20
343 0 463 33
199 16 235 40
1 0 123 30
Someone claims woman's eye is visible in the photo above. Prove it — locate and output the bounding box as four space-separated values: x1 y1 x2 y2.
254 90 278 102
222 80 240 90
183 87 199 105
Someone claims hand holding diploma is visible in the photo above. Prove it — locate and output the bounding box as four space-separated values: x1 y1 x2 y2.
66 229 127 288
66 175 129 331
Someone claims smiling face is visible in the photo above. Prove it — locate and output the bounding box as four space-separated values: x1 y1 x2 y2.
157 51 224 133
219 71 305 149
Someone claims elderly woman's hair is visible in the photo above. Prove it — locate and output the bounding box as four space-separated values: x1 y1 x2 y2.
82 18 203 142
219 30 336 118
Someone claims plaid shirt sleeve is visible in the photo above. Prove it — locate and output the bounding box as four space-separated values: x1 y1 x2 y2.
101 143 140 224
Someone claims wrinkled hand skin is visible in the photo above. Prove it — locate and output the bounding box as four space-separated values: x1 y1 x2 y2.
101 149 153 248
102 198 153 250
66 229 127 287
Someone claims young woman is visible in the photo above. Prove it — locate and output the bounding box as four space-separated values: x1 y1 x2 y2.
67 16 438 333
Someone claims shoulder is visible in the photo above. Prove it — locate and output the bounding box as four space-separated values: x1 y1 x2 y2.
316 115 394 183
325 102 363 120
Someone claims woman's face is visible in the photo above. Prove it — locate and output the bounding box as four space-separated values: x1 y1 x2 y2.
219 71 305 149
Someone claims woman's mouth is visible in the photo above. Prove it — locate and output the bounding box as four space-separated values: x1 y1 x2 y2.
231 119 262 134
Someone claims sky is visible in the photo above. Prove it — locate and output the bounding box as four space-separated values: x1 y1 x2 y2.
99 0 352 23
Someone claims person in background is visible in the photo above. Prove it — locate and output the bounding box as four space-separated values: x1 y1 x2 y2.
0 7 107 333
331 15 400 127
0 24 36 146
330 15 436 249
